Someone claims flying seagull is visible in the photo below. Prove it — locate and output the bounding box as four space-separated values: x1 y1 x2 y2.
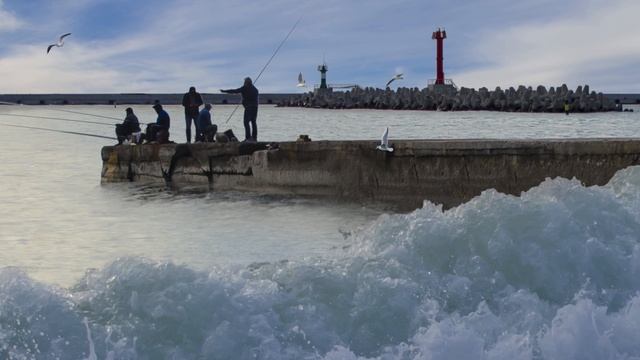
376 127 394 152
385 73 404 88
297 72 306 87
47 33 72 54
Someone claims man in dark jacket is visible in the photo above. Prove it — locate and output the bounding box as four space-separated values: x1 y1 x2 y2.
182 86 203 143
221 77 259 141
115 107 141 144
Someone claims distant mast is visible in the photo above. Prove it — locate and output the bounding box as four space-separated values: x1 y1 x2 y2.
318 63 328 89
432 28 447 85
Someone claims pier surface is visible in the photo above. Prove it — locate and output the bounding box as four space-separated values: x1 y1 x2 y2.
101 139 640 210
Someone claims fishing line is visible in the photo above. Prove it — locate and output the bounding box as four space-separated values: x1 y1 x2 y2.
0 123 116 140
0 113 115 126
224 16 302 124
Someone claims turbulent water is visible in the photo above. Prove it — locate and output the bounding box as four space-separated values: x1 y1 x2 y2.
1 105 640 359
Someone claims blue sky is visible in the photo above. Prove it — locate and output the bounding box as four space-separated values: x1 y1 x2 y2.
0 0 638 93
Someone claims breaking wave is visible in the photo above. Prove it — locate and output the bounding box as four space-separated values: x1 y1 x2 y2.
3 167 640 359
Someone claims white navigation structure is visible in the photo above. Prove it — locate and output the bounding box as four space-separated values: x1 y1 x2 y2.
376 127 394 152
297 72 306 87
47 33 72 54
385 73 404 88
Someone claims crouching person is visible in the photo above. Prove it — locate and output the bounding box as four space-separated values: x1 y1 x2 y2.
196 103 218 142
145 103 171 143
115 107 141 144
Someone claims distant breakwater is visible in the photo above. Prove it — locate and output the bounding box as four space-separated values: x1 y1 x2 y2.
279 85 622 112
0 93 296 106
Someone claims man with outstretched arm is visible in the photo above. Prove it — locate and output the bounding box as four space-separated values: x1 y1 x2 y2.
221 77 259 142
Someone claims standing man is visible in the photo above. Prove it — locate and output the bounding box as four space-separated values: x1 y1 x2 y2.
182 86 203 143
221 77 259 142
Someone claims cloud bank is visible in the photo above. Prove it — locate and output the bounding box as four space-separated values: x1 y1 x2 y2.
0 0 22 32
454 0 640 92
0 0 637 93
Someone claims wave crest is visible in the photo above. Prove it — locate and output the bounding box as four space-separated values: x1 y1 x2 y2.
3 167 640 359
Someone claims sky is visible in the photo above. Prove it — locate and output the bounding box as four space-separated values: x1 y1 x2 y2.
0 0 638 93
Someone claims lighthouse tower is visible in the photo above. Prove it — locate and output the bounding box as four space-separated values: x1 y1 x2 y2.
429 28 456 92
432 28 446 85
317 62 328 89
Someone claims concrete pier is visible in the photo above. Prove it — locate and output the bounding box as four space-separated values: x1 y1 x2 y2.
101 139 640 210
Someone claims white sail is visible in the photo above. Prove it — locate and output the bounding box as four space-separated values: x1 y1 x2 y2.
297 72 306 87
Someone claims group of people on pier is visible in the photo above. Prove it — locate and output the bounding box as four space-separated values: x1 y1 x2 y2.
115 77 259 145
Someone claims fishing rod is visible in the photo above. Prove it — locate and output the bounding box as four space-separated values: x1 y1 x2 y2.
224 17 302 124
0 101 121 121
0 113 115 126
0 123 116 140
51 108 121 121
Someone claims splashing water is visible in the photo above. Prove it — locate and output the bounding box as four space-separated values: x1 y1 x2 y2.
2 166 640 359
83 317 97 360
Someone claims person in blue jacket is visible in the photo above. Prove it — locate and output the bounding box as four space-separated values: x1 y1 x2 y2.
154 103 170 129
145 103 171 143
196 103 217 142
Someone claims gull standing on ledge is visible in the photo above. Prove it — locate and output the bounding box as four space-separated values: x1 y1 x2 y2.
47 33 72 54
385 73 404 88
297 72 306 87
376 127 394 152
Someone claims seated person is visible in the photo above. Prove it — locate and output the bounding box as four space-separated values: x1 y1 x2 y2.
145 103 171 143
196 103 218 142
115 107 141 144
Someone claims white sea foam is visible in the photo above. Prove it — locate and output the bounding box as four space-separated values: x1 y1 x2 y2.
2 167 640 359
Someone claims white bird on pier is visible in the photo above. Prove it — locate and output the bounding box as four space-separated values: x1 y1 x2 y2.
385 73 404 88
376 127 394 152
47 33 72 54
297 72 306 87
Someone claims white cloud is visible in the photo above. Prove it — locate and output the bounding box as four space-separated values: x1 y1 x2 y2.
453 0 640 92
0 41 232 93
0 0 638 93
0 0 23 32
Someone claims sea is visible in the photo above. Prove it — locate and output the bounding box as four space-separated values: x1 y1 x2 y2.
0 104 639 359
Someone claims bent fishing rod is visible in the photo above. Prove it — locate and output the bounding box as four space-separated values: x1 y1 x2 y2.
0 101 121 121
224 17 302 124
0 113 115 126
0 122 116 140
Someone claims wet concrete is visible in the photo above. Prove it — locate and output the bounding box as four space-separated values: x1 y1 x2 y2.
102 139 640 210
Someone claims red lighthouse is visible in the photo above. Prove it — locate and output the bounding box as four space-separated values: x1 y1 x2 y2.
432 28 446 85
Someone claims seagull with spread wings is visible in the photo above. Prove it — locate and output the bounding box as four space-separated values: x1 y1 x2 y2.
385 73 404 88
47 33 72 54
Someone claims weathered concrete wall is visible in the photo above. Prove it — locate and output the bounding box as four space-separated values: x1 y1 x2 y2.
101 139 640 210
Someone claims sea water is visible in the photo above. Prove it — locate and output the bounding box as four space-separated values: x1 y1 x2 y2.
0 105 639 359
